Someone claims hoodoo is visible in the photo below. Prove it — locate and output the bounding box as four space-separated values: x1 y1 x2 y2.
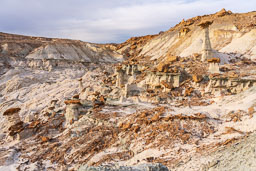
198 21 214 62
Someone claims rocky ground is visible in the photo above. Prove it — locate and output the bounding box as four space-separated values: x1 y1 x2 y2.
0 9 256 171
175 131 256 171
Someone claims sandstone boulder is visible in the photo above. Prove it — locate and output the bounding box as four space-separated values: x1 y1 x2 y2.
208 57 220 63
192 74 203 83
3 108 21 116
215 8 232 17
166 55 178 63
41 136 49 142
156 63 169 72
198 20 213 28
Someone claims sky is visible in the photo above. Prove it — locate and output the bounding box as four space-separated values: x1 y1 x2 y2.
0 0 255 43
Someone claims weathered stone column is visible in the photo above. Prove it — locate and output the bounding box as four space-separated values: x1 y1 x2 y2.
208 58 220 74
124 84 129 98
126 65 131 75
64 100 82 127
3 108 22 127
131 64 138 76
116 70 124 88
78 78 83 92
3 107 25 139
198 21 213 62
173 75 180 87
209 63 220 73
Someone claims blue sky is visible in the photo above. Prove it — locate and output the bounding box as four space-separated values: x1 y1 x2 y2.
0 0 255 43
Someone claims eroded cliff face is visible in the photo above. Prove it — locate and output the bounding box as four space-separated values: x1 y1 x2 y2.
0 32 123 63
117 9 256 63
0 9 256 171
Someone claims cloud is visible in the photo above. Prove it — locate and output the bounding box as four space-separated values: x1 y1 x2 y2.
0 0 256 43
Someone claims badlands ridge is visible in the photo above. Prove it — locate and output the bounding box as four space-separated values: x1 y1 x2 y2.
0 9 256 171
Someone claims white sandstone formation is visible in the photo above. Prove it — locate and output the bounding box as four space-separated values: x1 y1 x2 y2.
208 57 220 74
206 77 256 94
1 9 256 171
198 21 214 62
209 62 220 74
